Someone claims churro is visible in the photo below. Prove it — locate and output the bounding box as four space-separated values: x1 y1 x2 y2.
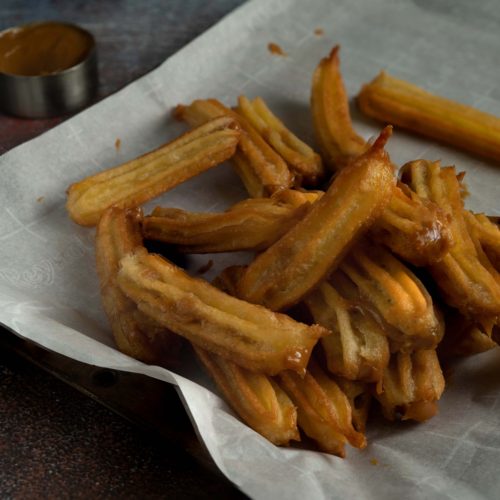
278 360 367 457
175 99 294 197
236 95 324 185
143 191 313 253
117 249 327 375
358 71 500 162
237 127 395 311
339 241 444 351
311 45 368 170
95 206 180 365
376 349 445 422
67 116 240 226
194 346 299 445
402 160 500 316
305 280 390 383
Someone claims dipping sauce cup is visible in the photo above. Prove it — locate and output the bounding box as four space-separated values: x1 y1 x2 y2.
0 21 98 118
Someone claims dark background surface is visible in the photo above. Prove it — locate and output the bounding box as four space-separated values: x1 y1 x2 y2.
0 1 246 498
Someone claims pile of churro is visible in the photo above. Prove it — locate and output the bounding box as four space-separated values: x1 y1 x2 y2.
66 45 500 457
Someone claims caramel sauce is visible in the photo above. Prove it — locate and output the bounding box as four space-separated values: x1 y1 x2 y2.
0 22 93 76
268 42 286 56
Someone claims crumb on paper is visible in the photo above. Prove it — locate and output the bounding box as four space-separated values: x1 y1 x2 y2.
314 28 324 36
370 457 378 466
115 138 122 151
268 42 287 56
36 196 45 203
196 259 214 275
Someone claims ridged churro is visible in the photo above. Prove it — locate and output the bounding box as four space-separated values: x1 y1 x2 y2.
463 211 500 271
277 361 367 457
358 71 500 162
95 206 180 366
67 116 240 226
143 191 313 253
438 312 497 358
237 127 395 311
334 377 371 434
311 46 453 265
194 346 300 445
117 249 327 375
175 99 294 197
311 45 368 170
402 160 500 316
236 95 324 185
305 281 390 383
339 241 444 352
376 349 445 422
373 183 453 266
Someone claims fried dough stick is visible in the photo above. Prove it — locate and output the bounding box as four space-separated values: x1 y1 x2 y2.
175 99 294 197
236 96 324 185
339 242 444 352
334 378 371 435
143 190 316 253
464 211 500 271
376 349 445 422
67 116 240 226
372 183 453 266
196 266 300 445
117 249 327 375
277 360 367 457
402 160 500 316
95 207 180 366
311 46 452 265
194 347 300 446
311 45 368 170
358 71 500 162
237 127 395 311
305 280 390 383
438 312 497 359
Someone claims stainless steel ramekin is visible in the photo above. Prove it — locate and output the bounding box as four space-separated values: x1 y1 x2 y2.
0 22 98 118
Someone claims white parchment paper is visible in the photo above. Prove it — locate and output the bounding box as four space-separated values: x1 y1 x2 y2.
1 0 500 498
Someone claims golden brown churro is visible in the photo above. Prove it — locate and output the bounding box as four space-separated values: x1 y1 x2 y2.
311 45 368 170
463 211 500 271
236 95 324 185
175 99 294 197
334 377 371 435
358 71 500 162
310 47 453 265
194 346 300 445
438 312 497 358
117 249 327 375
143 191 313 253
278 360 367 457
67 116 240 226
95 207 180 366
339 241 444 351
376 349 445 422
237 127 395 311
373 183 453 266
402 160 500 316
305 281 390 383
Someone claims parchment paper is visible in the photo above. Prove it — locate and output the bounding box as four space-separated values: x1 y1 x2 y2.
1 0 499 498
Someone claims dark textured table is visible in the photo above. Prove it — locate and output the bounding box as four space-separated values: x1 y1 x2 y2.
0 1 246 498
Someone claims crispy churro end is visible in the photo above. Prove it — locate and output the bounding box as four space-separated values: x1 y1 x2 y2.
173 104 186 121
328 44 341 63
373 125 393 149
